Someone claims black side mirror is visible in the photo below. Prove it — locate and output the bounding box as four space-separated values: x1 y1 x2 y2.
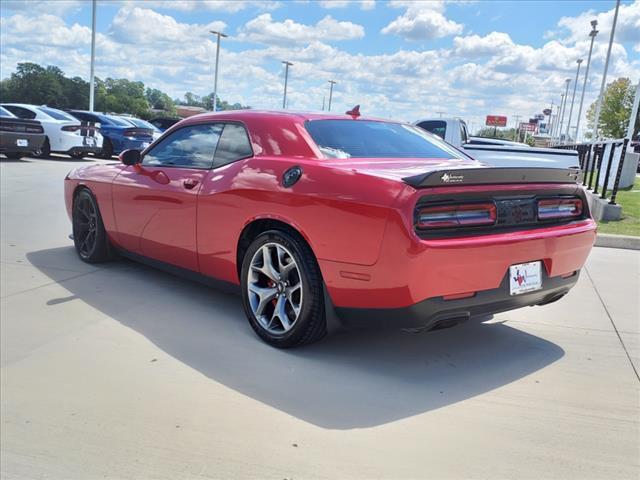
119 149 141 166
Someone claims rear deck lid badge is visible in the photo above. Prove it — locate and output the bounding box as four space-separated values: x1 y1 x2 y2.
441 172 464 183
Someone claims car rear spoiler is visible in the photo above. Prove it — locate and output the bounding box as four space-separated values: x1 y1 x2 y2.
402 167 582 188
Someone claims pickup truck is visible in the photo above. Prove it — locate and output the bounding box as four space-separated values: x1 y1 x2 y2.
414 118 579 169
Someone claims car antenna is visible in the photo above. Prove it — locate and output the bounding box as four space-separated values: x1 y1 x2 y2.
346 105 360 118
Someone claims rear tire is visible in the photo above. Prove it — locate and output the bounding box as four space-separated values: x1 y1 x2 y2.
72 189 112 263
241 230 326 348
100 138 113 159
35 138 51 158
70 152 85 159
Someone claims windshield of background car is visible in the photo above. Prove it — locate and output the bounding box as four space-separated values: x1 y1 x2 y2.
38 106 77 121
107 115 136 127
127 118 160 131
305 119 465 159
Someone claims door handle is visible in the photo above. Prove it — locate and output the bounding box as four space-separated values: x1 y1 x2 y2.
183 179 199 190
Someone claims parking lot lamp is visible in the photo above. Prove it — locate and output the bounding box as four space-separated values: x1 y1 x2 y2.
593 0 620 139
565 59 583 141
576 20 598 142
89 0 96 112
282 61 293 109
210 30 228 112
328 80 337 111
558 79 571 143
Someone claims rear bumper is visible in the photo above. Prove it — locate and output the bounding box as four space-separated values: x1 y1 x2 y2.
335 269 579 329
0 132 46 153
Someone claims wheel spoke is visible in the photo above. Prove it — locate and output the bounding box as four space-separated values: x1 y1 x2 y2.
272 295 291 330
248 284 277 316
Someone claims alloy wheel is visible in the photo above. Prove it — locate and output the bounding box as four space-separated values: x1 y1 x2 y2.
74 195 98 259
247 242 303 334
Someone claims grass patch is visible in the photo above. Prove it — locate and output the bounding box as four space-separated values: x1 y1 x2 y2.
597 176 640 236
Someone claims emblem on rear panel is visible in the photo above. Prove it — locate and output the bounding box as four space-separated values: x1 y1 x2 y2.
440 172 464 183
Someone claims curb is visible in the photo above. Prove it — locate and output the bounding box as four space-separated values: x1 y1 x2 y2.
595 233 640 251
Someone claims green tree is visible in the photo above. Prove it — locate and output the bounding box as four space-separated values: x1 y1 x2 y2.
585 77 635 139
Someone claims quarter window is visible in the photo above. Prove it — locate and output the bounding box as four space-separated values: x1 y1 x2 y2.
3 106 36 120
213 123 253 168
143 124 223 169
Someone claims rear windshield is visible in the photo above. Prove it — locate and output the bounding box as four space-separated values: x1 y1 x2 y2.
38 106 76 121
126 118 159 131
107 115 136 127
305 119 463 159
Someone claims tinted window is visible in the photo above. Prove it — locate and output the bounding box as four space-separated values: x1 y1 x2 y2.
213 123 253 167
127 118 160 132
417 120 447 140
306 120 463 159
70 111 100 123
107 115 135 127
38 107 76 121
143 124 223 169
0 106 13 117
3 106 36 119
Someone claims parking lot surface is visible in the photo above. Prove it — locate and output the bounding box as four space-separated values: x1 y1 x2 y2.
1 156 639 479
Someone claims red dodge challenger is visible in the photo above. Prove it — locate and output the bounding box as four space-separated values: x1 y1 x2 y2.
64 109 596 347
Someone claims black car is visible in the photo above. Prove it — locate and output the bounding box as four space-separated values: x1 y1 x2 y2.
0 106 46 159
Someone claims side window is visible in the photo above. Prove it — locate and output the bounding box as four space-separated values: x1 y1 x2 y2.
213 123 253 168
460 122 469 144
143 123 222 169
4 106 36 119
417 120 447 140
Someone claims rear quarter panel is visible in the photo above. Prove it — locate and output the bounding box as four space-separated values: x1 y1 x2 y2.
197 156 407 284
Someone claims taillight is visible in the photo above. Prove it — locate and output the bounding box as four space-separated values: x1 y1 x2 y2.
25 125 44 133
62 125 81 132
537 198 583 220
417 203 496 229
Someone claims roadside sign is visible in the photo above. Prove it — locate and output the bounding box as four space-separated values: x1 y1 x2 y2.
519 122 536 132
486 115 507 127
543 108 552 116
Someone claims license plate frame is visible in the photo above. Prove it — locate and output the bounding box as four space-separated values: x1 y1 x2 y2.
16 139 28 147
509 261 542 295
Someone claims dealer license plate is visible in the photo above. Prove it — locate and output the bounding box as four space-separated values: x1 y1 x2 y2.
16 139 28 147
509 261 542 295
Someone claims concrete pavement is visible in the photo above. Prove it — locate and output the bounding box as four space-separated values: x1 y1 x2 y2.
1 156 639 479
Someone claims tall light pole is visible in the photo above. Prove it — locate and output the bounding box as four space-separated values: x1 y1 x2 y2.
593 0 620 139
576 20 598 142
327 80 336 112
565 58 583 140
558 79 571 143
627 79 640 140
89 0 96 111
552 97 562 142
282 61 293 109
210 30 227 112
513 114 521 141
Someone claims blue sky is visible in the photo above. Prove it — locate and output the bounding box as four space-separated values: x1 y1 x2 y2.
1 0 638 136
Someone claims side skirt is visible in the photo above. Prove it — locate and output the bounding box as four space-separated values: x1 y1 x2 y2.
115 248 241 296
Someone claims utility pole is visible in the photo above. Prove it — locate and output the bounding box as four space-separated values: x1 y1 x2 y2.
513 115 522 141
627 79 640 140
327 80 336 112
282 61 293 109
565 58 583 141
89 0 96 111
210 30 227 112
593 0 620 139
576 20 598 142
558 79 571 143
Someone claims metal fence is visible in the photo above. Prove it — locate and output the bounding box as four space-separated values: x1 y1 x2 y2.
554 138 630 205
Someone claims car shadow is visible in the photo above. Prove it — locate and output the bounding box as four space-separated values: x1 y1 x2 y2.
27 247 564 430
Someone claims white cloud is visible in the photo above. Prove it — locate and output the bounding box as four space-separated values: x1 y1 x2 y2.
108 7 226 44
318 0 376 9
237 14 365 45
452 32 515 58
382 0 463 41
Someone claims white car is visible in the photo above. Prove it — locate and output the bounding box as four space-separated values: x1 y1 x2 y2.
1 104 103 158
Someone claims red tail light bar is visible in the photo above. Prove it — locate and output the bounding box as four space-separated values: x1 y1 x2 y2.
537 198 583 220
62 124 98 132
417 203 496 229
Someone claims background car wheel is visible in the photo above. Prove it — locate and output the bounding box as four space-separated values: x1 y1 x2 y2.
3 153 23 160
241 230 326 348
100 138 113 159
72 189 112 263
34 138 51 158
69 152 85 159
